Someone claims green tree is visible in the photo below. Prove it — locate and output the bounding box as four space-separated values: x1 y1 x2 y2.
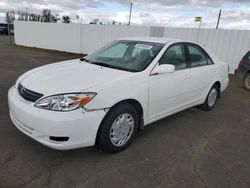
62 15 71 23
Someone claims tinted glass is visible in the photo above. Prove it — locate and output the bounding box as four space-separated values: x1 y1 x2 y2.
98 43 128 58
159 44 187 70
243 51 250 62
188 45 208 67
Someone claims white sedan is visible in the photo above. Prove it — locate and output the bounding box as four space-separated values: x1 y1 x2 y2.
8 37 229 152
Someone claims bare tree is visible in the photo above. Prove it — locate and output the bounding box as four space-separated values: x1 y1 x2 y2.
17 10 27 21
6 10 15 24
89 18 99 24
41 9 51 22
40 9 59 23
29 13 41 22
17 10 42 22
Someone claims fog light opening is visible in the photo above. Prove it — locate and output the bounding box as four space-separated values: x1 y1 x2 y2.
49 136 69 142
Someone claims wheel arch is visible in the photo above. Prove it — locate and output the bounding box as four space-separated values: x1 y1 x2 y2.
95 98 144 145
213 81 221 97
243 70 250 79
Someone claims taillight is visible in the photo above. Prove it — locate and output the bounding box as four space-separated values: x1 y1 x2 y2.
238 59 244 69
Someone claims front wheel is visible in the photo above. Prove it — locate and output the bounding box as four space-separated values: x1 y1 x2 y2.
97 103 139 153
200 85 219 111
243 73 250 91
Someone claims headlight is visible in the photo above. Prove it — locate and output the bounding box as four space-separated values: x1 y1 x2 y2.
34 93 96 111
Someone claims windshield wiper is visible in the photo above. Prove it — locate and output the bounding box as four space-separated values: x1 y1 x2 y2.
91 62 139 72
91 62 115 68
80 57 90 62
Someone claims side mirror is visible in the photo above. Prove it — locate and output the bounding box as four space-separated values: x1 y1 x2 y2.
151 64 175 75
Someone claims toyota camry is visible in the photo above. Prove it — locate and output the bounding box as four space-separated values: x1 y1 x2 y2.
8 37 229 152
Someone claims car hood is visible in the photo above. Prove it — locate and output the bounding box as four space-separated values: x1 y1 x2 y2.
20 59 132 95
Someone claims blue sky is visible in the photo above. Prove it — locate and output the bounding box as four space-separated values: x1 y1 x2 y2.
0 0 249 29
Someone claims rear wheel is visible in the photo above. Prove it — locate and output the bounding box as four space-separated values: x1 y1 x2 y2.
200 85 219 111
97 103 139 153
243 73 250 91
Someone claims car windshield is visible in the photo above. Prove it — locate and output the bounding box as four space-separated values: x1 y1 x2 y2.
82 40 164 72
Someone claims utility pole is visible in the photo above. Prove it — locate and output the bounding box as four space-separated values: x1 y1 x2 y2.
216 9 222 29
128 2 133 26
80 15 83 54
195 17 202 43
76 15 83 54
6 11 12 44
197 19 202 43
26 8 29 21
7 22 11 44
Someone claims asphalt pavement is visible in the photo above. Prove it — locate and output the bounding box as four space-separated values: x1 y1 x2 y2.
0 36 250 188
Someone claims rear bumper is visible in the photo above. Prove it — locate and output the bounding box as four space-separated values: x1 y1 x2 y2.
8 86 106 150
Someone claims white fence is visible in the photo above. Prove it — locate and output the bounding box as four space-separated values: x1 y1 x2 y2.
14 21 250 73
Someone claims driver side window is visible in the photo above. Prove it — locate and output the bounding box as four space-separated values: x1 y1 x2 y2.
159 44 187 70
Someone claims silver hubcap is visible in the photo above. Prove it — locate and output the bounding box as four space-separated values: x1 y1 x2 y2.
208 88 217 107
110 113 134 147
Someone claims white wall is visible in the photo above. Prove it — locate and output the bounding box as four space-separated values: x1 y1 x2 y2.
14 21 250 73
15 21 81 53
14 21 151 54
80 24 150 53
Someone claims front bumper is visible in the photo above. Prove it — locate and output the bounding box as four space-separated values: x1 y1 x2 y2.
8 86 106 150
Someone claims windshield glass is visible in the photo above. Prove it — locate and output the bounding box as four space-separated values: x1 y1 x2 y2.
83 40 164 72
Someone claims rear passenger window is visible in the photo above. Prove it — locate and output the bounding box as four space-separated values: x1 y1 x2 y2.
159 44 187 70
188 44 213 67
243 51 250 61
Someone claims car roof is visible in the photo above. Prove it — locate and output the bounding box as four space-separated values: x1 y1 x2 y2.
119 37 185 44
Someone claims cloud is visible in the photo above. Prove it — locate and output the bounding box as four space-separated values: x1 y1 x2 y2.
0 0 249 30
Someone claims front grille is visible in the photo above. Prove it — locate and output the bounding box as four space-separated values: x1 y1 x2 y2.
18 83 44 102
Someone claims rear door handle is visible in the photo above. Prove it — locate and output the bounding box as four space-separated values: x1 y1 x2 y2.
184 75 192 80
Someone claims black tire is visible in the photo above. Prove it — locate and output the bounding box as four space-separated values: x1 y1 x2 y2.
97 103 139 153
200 84 219 111
243 73 250 91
